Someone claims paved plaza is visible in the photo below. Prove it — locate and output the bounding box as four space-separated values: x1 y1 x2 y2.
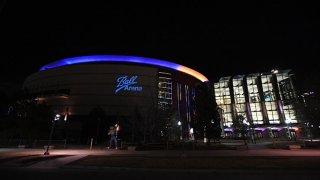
0 140 319 180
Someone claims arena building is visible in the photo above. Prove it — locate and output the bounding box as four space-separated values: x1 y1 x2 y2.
23 55 208 143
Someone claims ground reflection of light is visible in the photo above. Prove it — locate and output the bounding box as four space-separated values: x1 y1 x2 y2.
305 139 320 142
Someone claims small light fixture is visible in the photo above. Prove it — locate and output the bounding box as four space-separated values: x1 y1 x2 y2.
54 114 60 121
285 119 291 124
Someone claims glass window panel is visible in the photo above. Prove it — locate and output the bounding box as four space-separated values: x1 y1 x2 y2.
249 94 260 103
250 103 261 111
236 104 246 112
247 86 254 93
233 81 238 86
262 84 269 91
270 120 280 124
261 76 267 83
267 111 279 120
252 78 257 85
282 105 289 110
265 103 271 110
271 102 277 110
215 91 221 97
224 98 231 104
224 89 230 95
223 105 231 113
250 105 257 111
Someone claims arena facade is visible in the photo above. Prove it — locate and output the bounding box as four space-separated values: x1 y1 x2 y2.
23 55 208 143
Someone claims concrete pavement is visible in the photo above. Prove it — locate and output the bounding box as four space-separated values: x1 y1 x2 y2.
0 142 320 180
0 140 319 169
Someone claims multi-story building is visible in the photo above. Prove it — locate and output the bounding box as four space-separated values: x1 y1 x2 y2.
214 69 301 139
300 91 320 138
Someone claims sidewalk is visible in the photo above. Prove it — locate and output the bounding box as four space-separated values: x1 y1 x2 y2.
1 140 319 170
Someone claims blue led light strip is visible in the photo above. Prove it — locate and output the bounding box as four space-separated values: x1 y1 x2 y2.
40 55 209 82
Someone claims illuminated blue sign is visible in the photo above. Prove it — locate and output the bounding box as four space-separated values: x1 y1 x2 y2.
115 75 143 93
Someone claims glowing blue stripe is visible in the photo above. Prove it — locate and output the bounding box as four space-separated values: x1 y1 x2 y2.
40 55 208 82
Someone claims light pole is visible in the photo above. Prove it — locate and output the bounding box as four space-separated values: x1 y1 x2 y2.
306 122 313 142
189 128 194 141
242 119 248 148
285 119 292 140
63 108 68 148
177 120 182 141
244 119 255 144
44 114 60 155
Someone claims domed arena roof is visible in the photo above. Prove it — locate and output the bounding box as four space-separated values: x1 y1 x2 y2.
40 55 209 82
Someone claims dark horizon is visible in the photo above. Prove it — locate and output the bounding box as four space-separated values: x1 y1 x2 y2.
0 1 319 92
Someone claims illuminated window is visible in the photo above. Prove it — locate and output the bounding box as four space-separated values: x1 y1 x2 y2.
267 111 280 124
283 104 298 123
250 103 261 111
215 89 221 97
224 98 232 104
158 72 172 110
264 92 274 102
251 111 263 124
233 77 247 121
223 113 233 127
214 77 233 126
265 102 277 111
222 105 232 113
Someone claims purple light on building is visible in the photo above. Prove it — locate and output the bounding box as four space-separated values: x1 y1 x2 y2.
224 128 234 132
254 127 266 131
271 127 283 131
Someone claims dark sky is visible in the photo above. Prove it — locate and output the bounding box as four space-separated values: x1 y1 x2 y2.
0 1 319 92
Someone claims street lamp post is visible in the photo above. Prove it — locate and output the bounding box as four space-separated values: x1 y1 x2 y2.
177 121 182 141
285 119 296 141
292 123 297 142
244 120 255 144
44 114 60 155
306 122 313 142
242 119 248 148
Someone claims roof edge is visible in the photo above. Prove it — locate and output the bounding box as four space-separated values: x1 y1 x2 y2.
40 55 209 82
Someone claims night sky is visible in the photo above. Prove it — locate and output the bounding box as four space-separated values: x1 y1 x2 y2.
0 1 319 92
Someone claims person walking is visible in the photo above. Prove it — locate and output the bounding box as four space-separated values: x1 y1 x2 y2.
107 125 118 149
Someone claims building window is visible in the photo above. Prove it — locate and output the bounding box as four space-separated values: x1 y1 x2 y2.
214 78 233 127
158 72 172 110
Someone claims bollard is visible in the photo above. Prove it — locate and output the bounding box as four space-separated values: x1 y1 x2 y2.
272 139 276 149
90 138 93 150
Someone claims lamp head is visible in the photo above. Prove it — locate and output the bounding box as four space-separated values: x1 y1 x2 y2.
54 114 60 121
285 119 291 124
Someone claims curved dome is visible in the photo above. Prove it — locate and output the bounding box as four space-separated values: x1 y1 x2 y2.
40 55 209 82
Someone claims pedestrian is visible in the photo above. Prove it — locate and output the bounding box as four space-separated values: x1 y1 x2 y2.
107 125 118 149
